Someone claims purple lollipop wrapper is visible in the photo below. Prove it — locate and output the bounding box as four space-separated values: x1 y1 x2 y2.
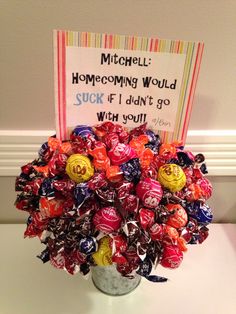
120 158 141 183
74 183 92 208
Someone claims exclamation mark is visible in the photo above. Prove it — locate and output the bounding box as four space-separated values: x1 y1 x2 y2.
140 114 143 123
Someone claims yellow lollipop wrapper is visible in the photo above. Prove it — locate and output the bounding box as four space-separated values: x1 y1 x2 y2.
92 236 112 266
158 164 186 192
66 154 94 183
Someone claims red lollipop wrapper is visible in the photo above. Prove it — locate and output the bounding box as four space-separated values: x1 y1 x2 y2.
106 165 123 183
140 148 154 169
129 135 149 157
71 249 86 265
116 246 141 276
53 179 76 193
149 223 164 241
112 251 128 265
48 137 61 151
159 143 177 160
89 143 110 171
39 197 64 218
129 123 147 139
48 153 68 176
196 177 213 200
121 195 139 213
118 129 129 144
111 234 128 253
185 183 203 201
104 133 120 149
140 164 158 180
50 252 65 270
166 204 188 229
94 122 128 143
198 226 209 243
115 181 134 199
161 245 183 269
23 178 43 195
96 186 116 203
21 162 36 175
139 208 155 230
108 143 137 166
93 206 122 233
94 121 117 138
183 167 194 185
24 212 49 238
136 178 163 208
64 257 79 275
88 172 108 190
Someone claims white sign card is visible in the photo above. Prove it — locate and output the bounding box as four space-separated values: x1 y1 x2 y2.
54 31 204 143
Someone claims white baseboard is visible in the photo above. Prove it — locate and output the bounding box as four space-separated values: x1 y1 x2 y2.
0 129 236 176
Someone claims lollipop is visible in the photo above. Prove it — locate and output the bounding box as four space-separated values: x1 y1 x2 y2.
136 177 163 208
161 245 183 269
166 204 188 229
158 164 186 192
92 236 112 266
196 177 213 200
108 143 137 165
70 125 94 139
78 237 98 255
39 197 64 218
93 207 122 233
149 223 164 241
186 201 213 225
66 154 94 183
159 143 176 160
89 144 110 170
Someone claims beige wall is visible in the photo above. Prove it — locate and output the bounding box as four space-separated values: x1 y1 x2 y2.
1 0 236 130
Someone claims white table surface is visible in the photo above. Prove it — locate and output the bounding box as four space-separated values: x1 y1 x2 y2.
0 224 236 314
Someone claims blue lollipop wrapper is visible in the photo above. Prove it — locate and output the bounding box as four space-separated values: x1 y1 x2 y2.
78 236 97 255
71 125 94 139
186 201 213 225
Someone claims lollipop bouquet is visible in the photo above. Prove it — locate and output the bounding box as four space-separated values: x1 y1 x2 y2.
15 122 213 283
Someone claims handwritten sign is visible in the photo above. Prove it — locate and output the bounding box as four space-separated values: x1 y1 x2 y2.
54 31 204 143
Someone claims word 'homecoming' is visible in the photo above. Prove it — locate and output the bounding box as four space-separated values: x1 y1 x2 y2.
72 73 177 90
100 53 151 67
